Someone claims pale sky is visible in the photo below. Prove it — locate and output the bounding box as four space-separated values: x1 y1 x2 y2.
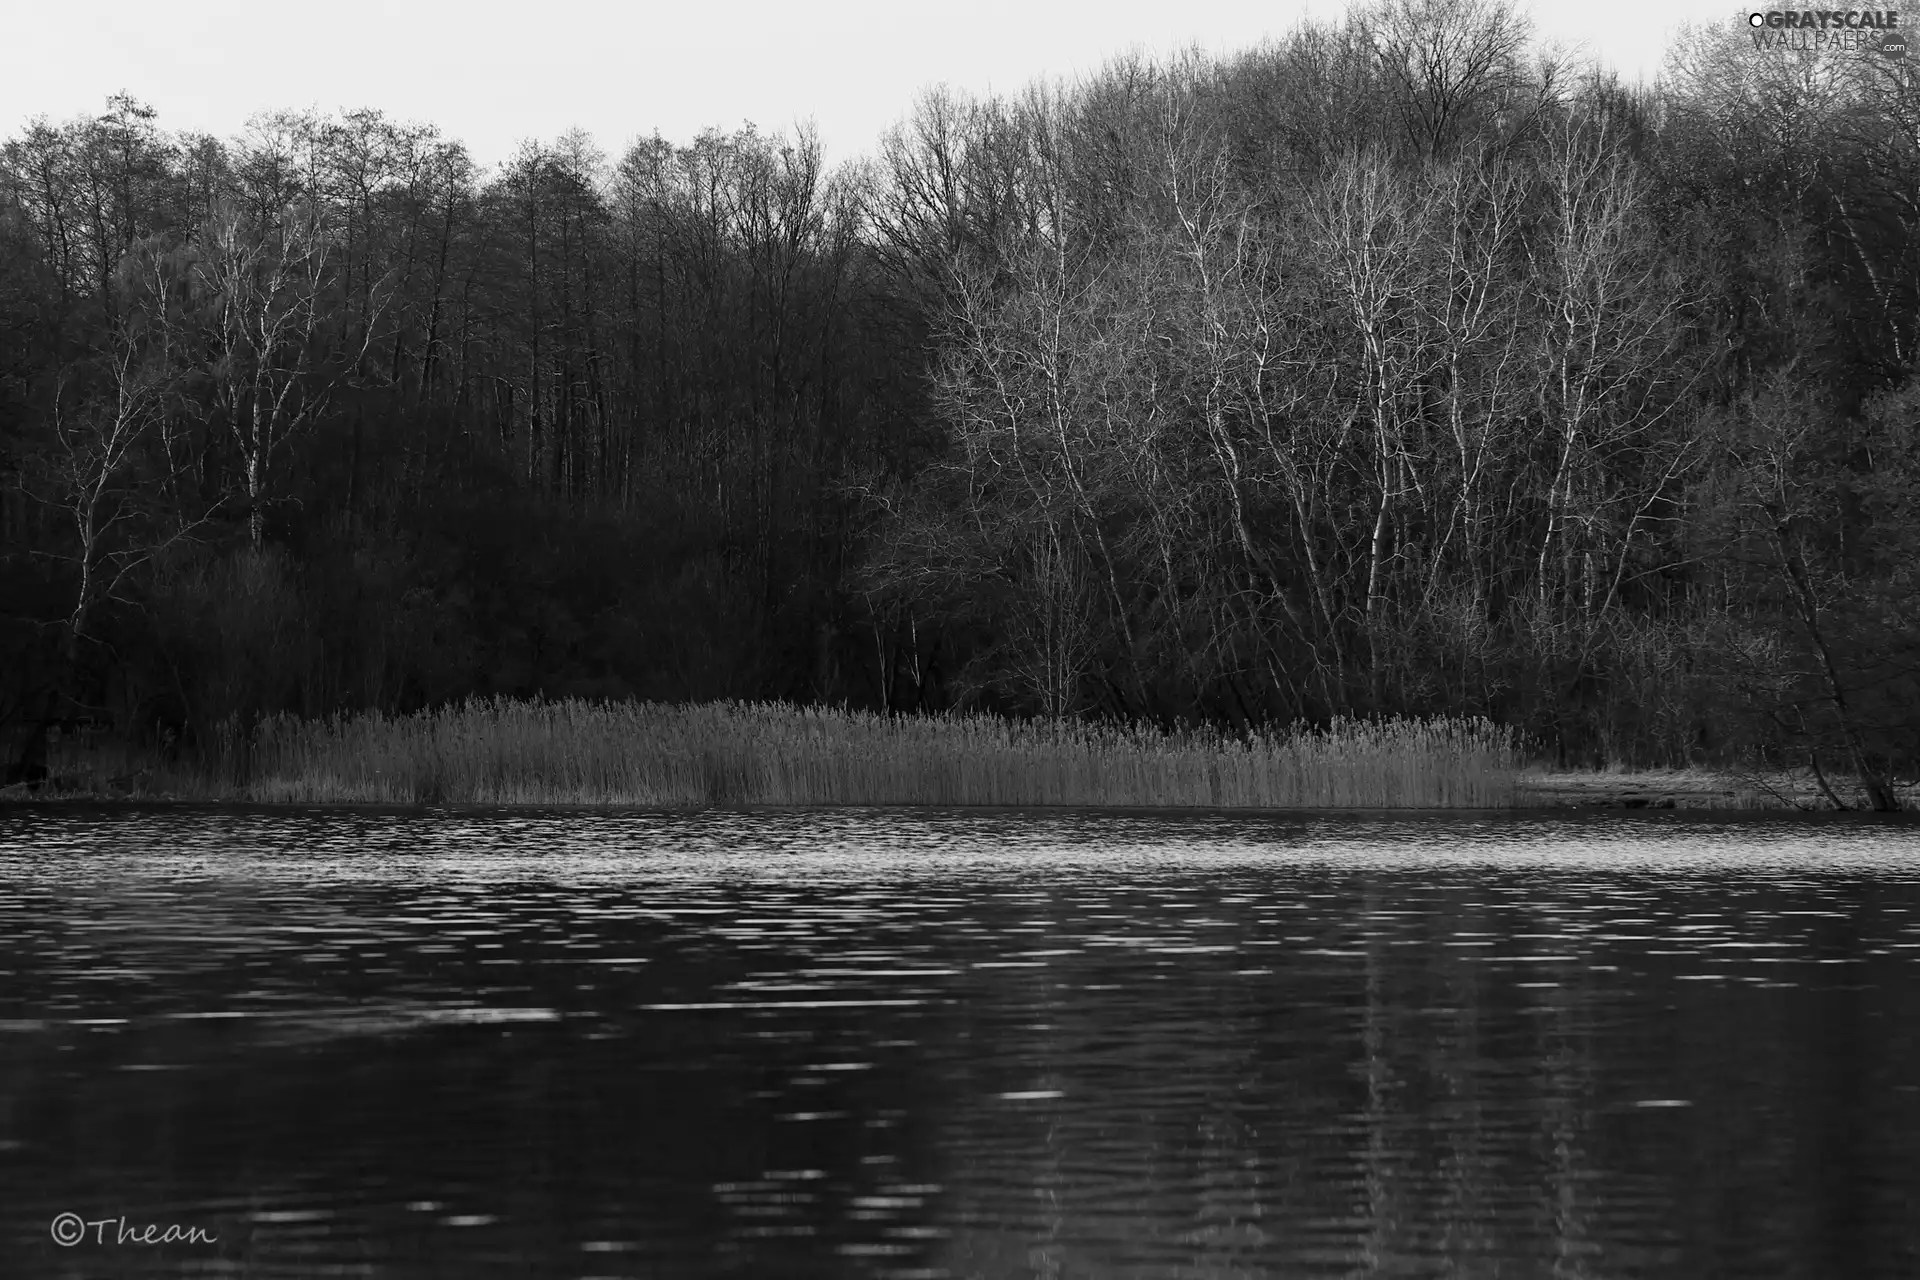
9 0 1747 172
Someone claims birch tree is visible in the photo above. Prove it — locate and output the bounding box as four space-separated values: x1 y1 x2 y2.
34 246 199 658
192 195 386 547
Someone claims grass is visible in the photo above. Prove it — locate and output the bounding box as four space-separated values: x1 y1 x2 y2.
168 697 1530 809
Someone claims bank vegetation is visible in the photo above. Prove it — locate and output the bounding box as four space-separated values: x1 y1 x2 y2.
3 0 1916 808
202 699 1527 808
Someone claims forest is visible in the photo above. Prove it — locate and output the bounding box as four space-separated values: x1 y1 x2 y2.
2 0 1917 804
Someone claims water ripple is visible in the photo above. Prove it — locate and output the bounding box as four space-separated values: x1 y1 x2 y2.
0 806 1916 1277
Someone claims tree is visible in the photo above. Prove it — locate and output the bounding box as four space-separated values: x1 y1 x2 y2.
1708 379 1908 809
190 195 387 547
38 252 199 658
1367 0 1538 159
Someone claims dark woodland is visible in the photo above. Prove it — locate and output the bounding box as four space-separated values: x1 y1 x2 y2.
3 1 1917 802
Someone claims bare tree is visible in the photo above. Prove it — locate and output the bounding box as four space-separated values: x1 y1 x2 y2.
1524 112 1702 711
1717 381 1905 810
26 245 203 661
191 196 388 547
1367 0 1535 158
1305 151 1428 672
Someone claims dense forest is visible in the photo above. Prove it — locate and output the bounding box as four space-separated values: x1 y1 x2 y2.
3 0 1917 801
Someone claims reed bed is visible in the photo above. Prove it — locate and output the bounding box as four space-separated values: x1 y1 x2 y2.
199 698 1526 809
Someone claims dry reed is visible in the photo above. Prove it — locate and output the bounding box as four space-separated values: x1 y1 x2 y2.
196 698 1526 809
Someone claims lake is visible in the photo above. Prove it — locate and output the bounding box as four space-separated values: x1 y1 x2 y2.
2 807 1918 1278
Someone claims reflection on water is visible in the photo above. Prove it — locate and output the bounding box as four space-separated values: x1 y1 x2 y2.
1 807 1918 1277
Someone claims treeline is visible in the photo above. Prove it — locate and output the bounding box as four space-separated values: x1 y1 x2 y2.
3 0 1917 801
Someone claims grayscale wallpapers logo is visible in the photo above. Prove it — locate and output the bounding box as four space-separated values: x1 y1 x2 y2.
1746 10 1908 55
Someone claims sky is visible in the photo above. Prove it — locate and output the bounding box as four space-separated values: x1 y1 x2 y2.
9 0 1750 172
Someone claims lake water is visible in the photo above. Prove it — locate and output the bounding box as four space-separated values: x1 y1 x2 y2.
2 807 1918 1278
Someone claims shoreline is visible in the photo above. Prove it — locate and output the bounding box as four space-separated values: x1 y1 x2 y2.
3 699 1910 813
5 703 1528 811
7 768 1915 814
1518 769 1919 811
